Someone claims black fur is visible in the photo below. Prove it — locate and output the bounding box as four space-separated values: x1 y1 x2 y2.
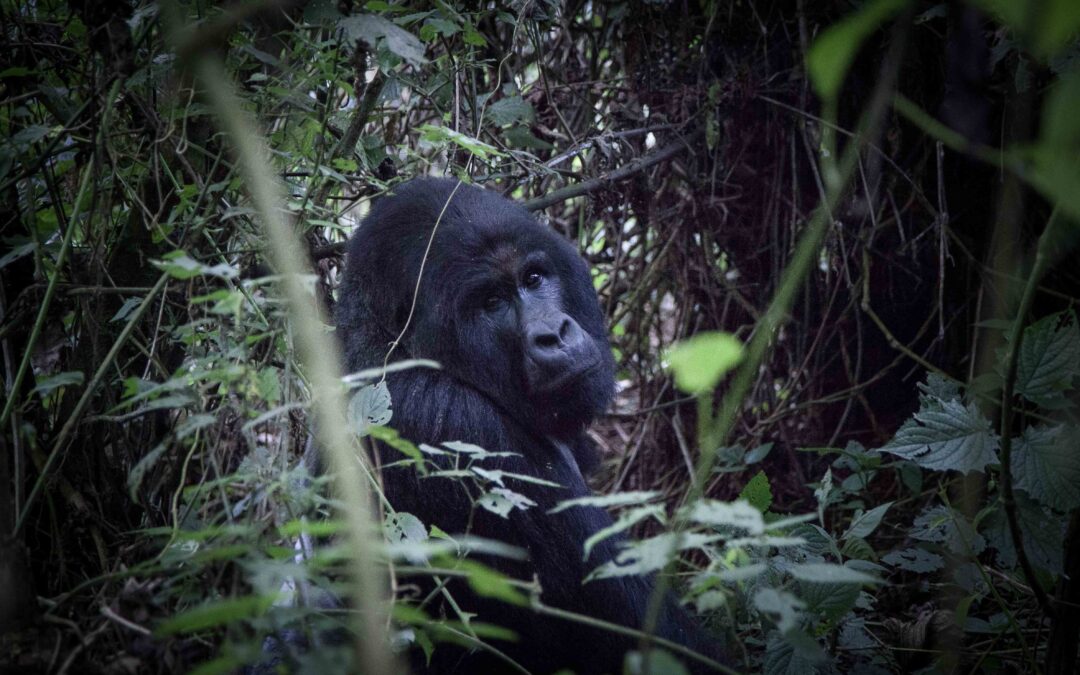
336 178 722 674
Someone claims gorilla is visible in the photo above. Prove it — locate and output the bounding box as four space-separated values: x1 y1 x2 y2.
335 178 723 674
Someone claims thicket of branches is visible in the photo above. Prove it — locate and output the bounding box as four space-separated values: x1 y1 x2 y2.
2 1 1080 673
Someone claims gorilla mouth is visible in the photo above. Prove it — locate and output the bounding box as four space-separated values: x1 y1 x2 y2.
528 357 603 395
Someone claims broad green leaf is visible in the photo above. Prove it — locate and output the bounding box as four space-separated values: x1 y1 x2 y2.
385 512 427 543
1010 310 1080 409
1013 425 1080 511
348 381 392 436
664 331 743 394
738 471 773 513
763 630 826 675
881 547 943 572
911 505 985 555
485 96 535 126
878 397 999 473
339 14 427 66
842 501 892 540
797 577 860 621
806 0 909 101
982 495 1066 574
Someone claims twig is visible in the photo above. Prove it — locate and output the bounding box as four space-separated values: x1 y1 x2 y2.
523 128 704 211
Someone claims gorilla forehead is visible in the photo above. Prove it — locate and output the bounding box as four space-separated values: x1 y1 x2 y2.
375 178 564 273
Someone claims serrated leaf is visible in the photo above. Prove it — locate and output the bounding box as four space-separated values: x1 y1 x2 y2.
1012 311 1080 409
348 381 392 436
881 547 944 572
982 495 1066 574
1013 424 1080 511
686 499 765 535
339 14 427 66
842 501 892 540
664 331 743 394
385 512 427 543
878 397 998 473
585 533 719 581
738 471 773 513
806 0 909 101
754 588 805 634
911 505 985 555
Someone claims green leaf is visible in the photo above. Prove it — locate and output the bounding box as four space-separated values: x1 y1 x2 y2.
348 381 392 436
664 331 743 394
457 559 528 606
806 0 909 101
477 489 536 518
339 14 427 66
881 547 944 572
753 588 805 634
878 396 999 474
549 490 660 514
1014 425 1080 511
485 96 535 126
1011 310 1080 409
971 0 1080 59
385 512 427 543
787 563 883 585
418 124 504 158
623 649 690 675
982 495 1066 574
738 471 773 513
155 596 273 635
585 533 719 580
32 370 84 396
1026 75 1080 221
911 505 985 555
582 504 665 560
842 501 892 540
128 444 167 501
368 426 423 463
686 499 765 534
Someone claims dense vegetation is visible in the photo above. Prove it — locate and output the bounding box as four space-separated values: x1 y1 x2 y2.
2 1 1079 673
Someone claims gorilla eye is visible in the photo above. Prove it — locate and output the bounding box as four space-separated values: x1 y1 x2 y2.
483 295 504 312
524 271 544 289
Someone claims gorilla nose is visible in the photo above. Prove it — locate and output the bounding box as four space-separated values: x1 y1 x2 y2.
526 315 585 370
530 317 573 350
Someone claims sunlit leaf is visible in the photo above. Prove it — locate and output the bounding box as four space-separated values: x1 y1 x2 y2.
664 331 743 394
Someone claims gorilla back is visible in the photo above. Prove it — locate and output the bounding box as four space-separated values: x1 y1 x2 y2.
337 178 722 673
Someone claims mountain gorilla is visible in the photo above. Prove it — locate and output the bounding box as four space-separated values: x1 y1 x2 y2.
337 178 722 674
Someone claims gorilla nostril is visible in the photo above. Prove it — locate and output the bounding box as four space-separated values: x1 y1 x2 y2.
534 331 560 349
559 318 571 340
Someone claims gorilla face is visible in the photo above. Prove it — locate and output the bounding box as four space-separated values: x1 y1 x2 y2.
342 178 616 439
